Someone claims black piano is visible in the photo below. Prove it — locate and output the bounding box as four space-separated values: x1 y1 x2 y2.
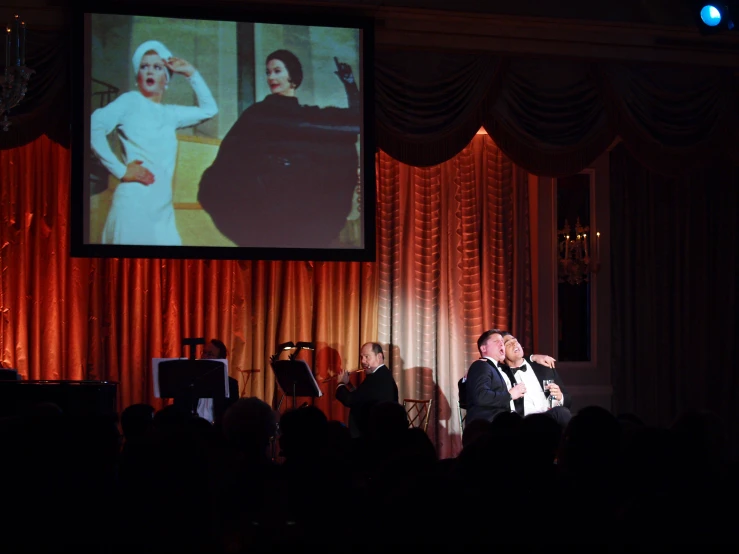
0 380 118 418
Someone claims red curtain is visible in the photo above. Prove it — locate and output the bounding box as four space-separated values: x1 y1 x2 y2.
0 134 531 457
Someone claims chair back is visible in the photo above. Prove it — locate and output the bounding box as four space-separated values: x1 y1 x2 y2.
457 377 467 409
457 400 467 432
403 398 432 432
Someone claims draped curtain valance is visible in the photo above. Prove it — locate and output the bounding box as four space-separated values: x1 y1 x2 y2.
3 28 737 176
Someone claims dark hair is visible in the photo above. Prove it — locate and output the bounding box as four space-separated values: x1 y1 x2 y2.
121 403 155 440
477 329 504 353
210 338 228 359
266 49 303 89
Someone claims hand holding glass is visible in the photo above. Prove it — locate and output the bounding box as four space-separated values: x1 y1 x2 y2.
543 379 554 409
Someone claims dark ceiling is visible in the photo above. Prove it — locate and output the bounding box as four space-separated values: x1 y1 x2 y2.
0 0 710 29
257 0 700 27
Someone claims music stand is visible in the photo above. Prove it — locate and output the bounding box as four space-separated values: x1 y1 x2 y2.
271 359 322 409
153 358 229 414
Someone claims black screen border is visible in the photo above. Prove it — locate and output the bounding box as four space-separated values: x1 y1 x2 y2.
70 2 376 262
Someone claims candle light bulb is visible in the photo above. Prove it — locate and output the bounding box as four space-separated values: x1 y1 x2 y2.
597 232 600 237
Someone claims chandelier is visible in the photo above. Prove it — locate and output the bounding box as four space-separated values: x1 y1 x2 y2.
557 217 600 285
1 15 34 131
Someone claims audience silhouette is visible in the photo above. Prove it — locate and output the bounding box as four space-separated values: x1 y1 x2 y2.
0 398 735 552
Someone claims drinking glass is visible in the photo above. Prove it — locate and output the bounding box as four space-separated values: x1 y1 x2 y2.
542 379 554 409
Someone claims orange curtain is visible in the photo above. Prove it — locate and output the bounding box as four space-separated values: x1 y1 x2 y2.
0 134 531 458
375 135 532 457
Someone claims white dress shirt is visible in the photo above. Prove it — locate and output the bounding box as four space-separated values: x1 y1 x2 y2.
196 397 214 423
511 360 562 415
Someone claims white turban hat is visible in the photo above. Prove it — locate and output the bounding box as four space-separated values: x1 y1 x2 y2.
132 40 173 80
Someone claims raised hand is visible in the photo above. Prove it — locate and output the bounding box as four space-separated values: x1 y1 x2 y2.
547 382 563 402
532 354 556 368
510 382 526 399
337 369 351 385
334 56 355 84
121 160 154 185
165 57 195 78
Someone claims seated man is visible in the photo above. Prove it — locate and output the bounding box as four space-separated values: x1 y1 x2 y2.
464 329 556 426
502 333 572 427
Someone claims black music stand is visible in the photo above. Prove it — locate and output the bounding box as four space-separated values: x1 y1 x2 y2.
271 359 322 409
157 359 228 415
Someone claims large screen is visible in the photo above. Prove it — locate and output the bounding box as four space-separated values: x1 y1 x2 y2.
71 4 375 261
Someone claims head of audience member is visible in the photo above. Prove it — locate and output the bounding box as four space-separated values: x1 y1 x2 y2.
360 342 385 373
521 413 563 468
203 339 227 360
491 410 523 435
120 403 155 441
559 405 622 480
503 335 525 368
462 418 493 450
367 400 409 444
222 397 277 462
325 420 352 455
477 329 506 363
278 405 328 463
153 404 194 431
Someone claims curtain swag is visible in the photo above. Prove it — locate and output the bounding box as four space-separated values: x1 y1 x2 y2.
3 29 737 177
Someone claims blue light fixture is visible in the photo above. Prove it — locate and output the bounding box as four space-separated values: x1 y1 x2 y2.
700 4 723 26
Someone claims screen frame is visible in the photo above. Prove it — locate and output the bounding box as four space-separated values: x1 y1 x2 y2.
70 2 376 262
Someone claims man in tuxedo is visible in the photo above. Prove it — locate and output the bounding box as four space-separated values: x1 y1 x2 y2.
464 330 557 426
197 338 240 424
502 334 572 427
336 342 399 438
464 330 526 425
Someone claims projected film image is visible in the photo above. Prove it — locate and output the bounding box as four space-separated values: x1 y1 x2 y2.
85 13 363 250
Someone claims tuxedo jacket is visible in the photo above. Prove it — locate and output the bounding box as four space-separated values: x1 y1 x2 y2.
335 364 399 438
464 358 512 424
527 361 572 409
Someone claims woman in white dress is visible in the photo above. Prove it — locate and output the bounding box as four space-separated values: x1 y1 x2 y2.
90 40 218 245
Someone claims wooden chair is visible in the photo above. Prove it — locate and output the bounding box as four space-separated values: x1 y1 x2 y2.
403 398 432 432
458 377 468 432
458 401 467 433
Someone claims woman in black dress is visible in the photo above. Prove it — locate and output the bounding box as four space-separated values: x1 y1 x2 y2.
198 49 361 249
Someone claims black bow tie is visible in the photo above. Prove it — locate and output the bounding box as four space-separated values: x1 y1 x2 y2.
486 359 527 373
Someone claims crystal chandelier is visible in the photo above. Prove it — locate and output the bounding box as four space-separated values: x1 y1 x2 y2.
557 217 600 285
1 15 34 131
